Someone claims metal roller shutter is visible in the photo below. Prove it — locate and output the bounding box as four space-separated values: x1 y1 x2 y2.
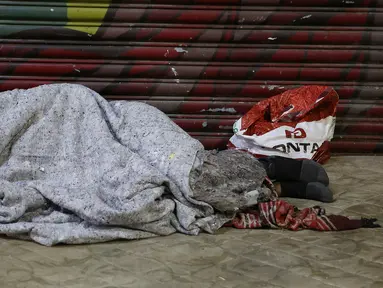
1 0 382 154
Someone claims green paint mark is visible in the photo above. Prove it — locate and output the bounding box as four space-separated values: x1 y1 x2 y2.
0 6 67 21
0 24 44 37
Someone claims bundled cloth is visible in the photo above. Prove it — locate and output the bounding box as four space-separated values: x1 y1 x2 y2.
0 84 378 246
226 200 380 231
0 84 274 246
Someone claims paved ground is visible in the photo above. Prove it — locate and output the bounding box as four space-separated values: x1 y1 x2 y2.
1 156 382 288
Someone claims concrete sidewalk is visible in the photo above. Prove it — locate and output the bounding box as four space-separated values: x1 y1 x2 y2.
1 157 382 288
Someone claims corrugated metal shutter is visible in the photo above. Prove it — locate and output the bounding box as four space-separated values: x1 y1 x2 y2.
1 0 382 154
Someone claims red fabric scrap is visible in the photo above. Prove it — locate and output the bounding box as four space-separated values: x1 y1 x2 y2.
226 200 378 231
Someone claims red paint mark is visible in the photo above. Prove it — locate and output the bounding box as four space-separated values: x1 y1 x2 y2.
307 50 355 63
272 50 305 62
335 87 355 99
357 53 365 62
328 13 368 26
255 67 299 80
151 29 202 41
0 81 53 91
289 32 309 44
203 67 220 78
177 11 223 23
128 65 157 76
366 106 383 117
300 68 341 81
345 68 361 81
222 30 234 42
135 28 157 41
192 83 214 96
40 48 95 58
214 48 229 61
312 32 363 45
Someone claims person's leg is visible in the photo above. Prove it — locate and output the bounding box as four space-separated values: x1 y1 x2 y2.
274 181 333 203
260 157 333 202
258 156 329 186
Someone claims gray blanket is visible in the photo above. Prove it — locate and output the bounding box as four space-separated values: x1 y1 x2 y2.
0 84 272 246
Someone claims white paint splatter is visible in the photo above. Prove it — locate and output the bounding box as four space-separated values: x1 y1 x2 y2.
74 69 80 73
175 47 188 53
88 34 92 37
171 67 178 77
268 37 277 41
50 8 54 12
261 85 282 91
170 67 179 83
202 122 208 127
268 85 280 90
301 15 312 19
200 108 237 113
219 277 226 281
164 50 170 57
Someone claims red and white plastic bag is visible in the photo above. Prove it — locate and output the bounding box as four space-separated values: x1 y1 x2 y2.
228 86 339 164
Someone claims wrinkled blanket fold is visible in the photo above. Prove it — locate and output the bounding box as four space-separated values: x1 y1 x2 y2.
0 84 215 245
0 84 271 246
